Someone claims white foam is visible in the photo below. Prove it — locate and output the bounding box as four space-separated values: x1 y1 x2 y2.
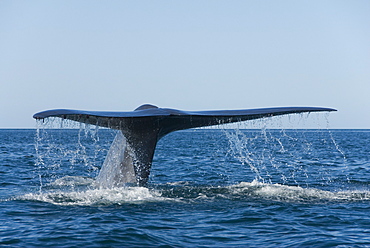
229 180 370 202
16 178 370 206
19 187 172 206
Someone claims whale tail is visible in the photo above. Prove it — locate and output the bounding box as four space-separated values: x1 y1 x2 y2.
33 104 336 186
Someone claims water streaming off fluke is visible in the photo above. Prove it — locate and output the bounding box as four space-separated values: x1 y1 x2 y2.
95 131 137 188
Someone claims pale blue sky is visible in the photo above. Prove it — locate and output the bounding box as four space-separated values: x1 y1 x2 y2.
1 1 369 128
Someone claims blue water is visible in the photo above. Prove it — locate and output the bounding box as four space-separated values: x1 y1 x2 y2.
1 126 370 247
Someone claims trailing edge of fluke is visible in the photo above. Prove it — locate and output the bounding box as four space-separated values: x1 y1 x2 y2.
33 104 336 186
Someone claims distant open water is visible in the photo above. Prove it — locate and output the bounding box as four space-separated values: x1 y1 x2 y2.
1 127 370 247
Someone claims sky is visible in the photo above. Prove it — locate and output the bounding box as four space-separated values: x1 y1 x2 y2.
0 0 369 128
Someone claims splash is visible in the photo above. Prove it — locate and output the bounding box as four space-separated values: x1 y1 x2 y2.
34 112 343 189
35 118 116 190
221 113 347 187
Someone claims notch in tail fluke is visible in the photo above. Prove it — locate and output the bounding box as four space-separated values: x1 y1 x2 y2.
33 105 336 186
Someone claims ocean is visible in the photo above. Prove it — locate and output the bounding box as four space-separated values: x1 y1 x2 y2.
1 122 370 247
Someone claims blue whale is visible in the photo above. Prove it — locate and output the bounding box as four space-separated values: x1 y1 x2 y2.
33 104 336 186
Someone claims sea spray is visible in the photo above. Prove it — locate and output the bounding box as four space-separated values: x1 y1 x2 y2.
35 118 116 190
221 114 347 187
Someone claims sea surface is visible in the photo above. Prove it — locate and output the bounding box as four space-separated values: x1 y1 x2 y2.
1 124 370 247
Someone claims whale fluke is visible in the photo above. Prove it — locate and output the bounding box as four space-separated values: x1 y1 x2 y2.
33 105 336 186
